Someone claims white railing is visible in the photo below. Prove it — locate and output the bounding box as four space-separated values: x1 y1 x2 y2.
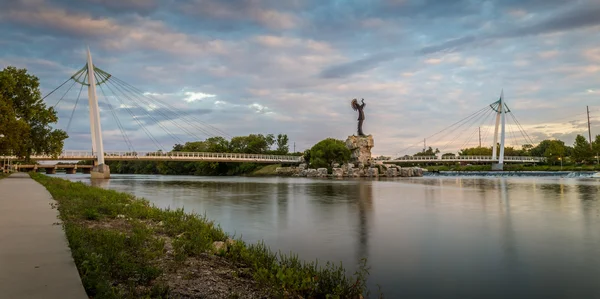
388 155 545 163
2 150 304 163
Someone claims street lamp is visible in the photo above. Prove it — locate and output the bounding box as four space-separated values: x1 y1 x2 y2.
558 157 563 170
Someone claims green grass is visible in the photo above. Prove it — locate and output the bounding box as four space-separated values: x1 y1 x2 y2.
0 173 8 179
30 173 369 298
249 164 281 176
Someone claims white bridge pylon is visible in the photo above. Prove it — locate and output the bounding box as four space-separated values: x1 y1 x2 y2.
491 90 508 170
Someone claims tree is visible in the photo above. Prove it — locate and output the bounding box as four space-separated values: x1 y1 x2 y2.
308 138 351 168
0 66 67 160
414 147 440 156
572 134 592 163
543 140 566 165
275 134 289 155
459 146 492 156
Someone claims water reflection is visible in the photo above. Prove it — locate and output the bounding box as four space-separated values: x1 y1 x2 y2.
58 174 600 299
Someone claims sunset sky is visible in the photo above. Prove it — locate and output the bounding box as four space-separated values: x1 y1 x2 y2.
1 0 599 155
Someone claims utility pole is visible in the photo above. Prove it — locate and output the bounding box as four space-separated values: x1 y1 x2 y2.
293 142 296 153
587 106 593 150
479 127 482 148
423 138 426 152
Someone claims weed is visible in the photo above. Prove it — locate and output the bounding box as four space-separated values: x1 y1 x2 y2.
30 173 371 298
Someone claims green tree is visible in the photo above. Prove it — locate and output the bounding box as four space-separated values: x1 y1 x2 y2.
459 146 492 156
543 140 566 165
275 134 289 154
572 134 592 163
308 138 351 168
0 66 67 160
414 147 440 156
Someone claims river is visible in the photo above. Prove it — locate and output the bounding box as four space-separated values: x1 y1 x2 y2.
54 173 600 298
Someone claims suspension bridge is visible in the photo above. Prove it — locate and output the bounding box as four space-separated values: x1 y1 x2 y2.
1 49 545 177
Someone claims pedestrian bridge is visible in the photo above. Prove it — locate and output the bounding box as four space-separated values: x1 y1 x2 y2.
382 155 545 164
1 151 303 164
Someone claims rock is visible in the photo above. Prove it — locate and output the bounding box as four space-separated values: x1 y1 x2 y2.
367 167 379 177
400 168 409 177
332 163 340 168
298 169 308 177
299 163 307 170
306 169 319 177
116 214 125 219
226 238 236 246
332 168 344 177
275 167 295 176
387 167 398 177
317 168 328 177
356 169 365 177
345 135 374 165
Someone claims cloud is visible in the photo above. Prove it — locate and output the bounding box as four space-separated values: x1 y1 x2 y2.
2 0 600 154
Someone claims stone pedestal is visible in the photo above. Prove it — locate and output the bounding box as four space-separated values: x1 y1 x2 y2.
491 163 504 171
345 135 374 166
91 164 110 179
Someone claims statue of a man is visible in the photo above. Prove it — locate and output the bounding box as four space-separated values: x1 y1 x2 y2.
351 98 366 136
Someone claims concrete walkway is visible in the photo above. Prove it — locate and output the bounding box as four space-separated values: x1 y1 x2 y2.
0 173 87 299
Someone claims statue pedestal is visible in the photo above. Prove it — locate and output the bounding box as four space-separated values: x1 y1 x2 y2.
346 135 374 166
91 164 110 179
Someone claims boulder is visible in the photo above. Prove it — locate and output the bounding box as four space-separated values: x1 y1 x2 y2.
332 168 344 177
345 135 374 165
306 169 319 177
367 167 379 177
386 167 398 177
317 168 328 177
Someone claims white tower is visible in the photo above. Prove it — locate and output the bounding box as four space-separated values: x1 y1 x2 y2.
86 48 110 178
491 90 506 171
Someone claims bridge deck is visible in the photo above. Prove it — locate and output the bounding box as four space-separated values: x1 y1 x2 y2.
1 151 303 164
383 155 544 163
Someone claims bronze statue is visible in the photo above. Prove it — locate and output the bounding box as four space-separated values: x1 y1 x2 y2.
351 98 366 136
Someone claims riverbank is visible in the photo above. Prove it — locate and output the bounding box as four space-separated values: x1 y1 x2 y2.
30 173 369 298
423 164 600 172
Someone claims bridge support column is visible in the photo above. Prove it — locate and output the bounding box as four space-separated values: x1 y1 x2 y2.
87 48 110 179
492 90 506 171
65 168 76 174
45 167 57 174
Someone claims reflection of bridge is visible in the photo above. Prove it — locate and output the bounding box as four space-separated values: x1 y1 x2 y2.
7 164 93 174
3 151 302 164
383 155 545 164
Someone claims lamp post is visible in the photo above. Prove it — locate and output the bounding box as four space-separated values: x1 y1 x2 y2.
0 134 5 173
558 156 563 170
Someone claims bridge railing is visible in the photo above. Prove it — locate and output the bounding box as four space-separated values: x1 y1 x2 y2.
20 151 304 162
389 155 545 162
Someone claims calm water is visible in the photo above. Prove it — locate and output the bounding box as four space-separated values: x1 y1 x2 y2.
55 174 600 298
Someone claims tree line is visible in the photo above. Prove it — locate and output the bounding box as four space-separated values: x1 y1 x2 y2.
105 134 297 176
412 134 600 165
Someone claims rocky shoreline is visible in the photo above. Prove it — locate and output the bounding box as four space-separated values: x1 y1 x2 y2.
276 163 424 178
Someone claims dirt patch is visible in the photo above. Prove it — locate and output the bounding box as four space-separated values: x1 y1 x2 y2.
160 253 270 299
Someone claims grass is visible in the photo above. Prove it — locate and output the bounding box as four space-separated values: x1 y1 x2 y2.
0 173 8 179
249 164 281 176
30 173 370 298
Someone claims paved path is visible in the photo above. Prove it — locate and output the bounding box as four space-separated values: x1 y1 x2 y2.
0 173 87 299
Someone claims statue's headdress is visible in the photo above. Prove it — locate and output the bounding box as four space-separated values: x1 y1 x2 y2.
351 98 359 111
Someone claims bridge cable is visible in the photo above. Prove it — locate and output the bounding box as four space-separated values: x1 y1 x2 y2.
508 112 535 145
95 71 136 153
99 74 166 151
434 107 491 152
102 76 184 146
42 77 75 101
108 75 232 138
51 73 81 109
105 76 210 142
458 108 496 151
108 76 227 139
439 107 494 153
396 106 491 156
65 73 86 135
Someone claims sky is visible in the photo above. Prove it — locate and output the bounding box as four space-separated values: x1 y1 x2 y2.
1 0 600 156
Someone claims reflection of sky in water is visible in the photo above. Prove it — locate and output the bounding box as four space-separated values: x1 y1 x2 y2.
57 174 600 299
